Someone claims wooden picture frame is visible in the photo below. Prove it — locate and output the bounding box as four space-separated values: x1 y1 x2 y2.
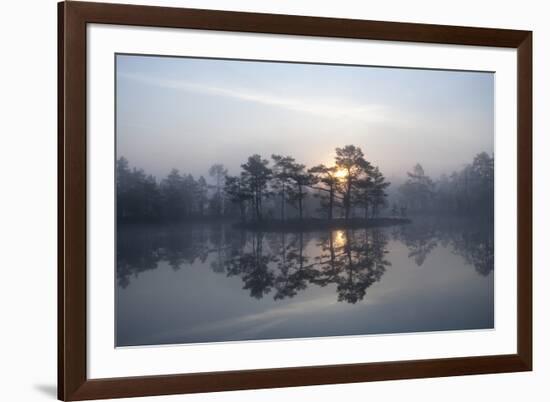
58 1 532 400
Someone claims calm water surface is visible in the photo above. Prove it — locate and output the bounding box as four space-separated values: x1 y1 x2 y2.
116 218 493 346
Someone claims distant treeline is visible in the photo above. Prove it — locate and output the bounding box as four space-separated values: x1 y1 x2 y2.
396 152 494 217
117 145 390 222
116 147 493 223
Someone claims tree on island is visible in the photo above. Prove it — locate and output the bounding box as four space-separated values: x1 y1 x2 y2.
116 145 494 224
223 174 252 222
369 166 391 218
335 145 370 220
287 161 317 221
241 154 272 221
115 144 395 224
351 165 391 219
308 164 341 220
271 155 295 221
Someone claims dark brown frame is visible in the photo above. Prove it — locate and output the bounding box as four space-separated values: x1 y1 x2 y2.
58 1 532 400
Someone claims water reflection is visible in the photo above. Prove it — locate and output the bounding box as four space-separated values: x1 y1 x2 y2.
452 230 494 276
312 230 390 303
117 218 493 301
391 218 494 275
392 221 438 266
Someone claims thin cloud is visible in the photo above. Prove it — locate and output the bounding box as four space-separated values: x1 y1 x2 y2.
119 72 389 123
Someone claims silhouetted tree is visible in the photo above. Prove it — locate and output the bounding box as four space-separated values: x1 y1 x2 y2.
117 157 161 220
369 167 391 217
160 169 186 219
287 161 317 220
117 145 400 223
354 177 373 218
334 145 370 220
309 164 342 220
224 174 253 222
271 155 295 221
241 155 272 221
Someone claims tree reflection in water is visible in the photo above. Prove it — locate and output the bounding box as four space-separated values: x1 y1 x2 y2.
269 232 317 301
312 230 390 303
392 221 439 266
224 232 277 299
451 230 494 276
391 218 493 275
117 224 211 288
117 219 493 301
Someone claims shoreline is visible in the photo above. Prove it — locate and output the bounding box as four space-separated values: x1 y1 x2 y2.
233 217 411 232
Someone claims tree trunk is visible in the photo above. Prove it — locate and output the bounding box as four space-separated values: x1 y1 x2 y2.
255 189 261 221
298 186 303 220
239 201 245 222
344 196 350 220
329 234 335 268
299 232 304 270
344 176 352 220
328 188 334 220
280 184 285 221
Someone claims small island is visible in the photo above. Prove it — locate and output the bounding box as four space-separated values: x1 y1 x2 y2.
116 144 493 234
117 145 406 227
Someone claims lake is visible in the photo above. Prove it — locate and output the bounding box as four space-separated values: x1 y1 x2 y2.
116 217 494 347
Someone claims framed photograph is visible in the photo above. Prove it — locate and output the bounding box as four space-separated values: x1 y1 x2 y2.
58 1 532 400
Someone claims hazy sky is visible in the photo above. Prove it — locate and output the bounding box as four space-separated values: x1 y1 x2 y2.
116 54 493 183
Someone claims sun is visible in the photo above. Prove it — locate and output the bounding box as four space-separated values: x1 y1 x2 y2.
334 169 348 180
333 230 347 247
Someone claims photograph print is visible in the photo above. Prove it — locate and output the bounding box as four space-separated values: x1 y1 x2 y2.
115 54 494 347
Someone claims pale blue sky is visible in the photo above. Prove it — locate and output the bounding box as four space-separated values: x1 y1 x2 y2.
116 54 493 182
